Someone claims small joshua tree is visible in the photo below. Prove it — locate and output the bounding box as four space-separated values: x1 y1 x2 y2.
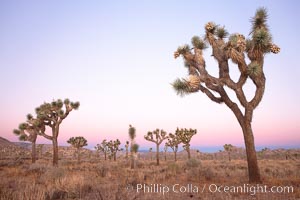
223 144 233 161
129 124 138 169
13 114 45 163
125 141 129 159
107 139 122 161
259 147 269 159
67 136 88 163
175 128 197 159
34 98 79 166
149 147 153 160
171 8 279 183
166 133 181 162
144 129 168 165
95 139 110 160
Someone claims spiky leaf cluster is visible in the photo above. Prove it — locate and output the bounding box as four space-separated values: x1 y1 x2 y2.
252 29 272 51
176 44 190 55
191 36 207 50
172 78 190 97
67 136 88 149
251 7 268 33
215 27 229 39
247 62 261 76
246 7 280 59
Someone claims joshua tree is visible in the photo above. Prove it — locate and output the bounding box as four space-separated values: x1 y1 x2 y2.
125 141 129 159
175 128 197 159
107 139 122 161
259 147 269 159
13 115 45 163
67 136 88 163
95 139 110 160
31 99 80 166
223 144 233 161
144 129 168 166
129 124 138 169
171 8 279 183
166 133 181 162
149 147 153 160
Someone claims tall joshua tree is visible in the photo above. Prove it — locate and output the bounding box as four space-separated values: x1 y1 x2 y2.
175 128 197 159
129 124 138 169
13 114 45 163
107 139 122 161
166 133 181 162
35 99 80 166
144 129 168 165
223 144 233 161
67 136 88 163
95 139 110 160
171 8 279 183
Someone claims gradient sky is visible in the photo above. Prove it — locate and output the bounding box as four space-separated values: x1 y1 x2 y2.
0 1 299 152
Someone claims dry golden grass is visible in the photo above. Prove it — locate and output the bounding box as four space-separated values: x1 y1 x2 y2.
0 157 299 200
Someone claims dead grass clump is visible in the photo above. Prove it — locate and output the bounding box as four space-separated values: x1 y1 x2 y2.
52 174 93 199
96 164 111 178
26 163 47 175
185 158 201 168
167 162 180 176
41 166 66 183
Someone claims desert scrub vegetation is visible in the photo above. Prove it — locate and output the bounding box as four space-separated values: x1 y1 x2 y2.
0 157 299 200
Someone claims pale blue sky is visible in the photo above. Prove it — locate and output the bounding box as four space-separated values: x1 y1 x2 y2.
0 1 299 151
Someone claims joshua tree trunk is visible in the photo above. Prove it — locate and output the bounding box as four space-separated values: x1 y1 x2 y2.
228 152 231 161
31 141 36 163
52 138 59 166
131 153 136 169
156 144 159 166
174 152 177 162
186 145 191 159
52 125 60 166
77 147 80 163
104 152 107 160
114 152 116 161
242 120 261 183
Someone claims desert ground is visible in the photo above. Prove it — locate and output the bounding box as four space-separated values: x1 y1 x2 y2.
0 137 299 200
